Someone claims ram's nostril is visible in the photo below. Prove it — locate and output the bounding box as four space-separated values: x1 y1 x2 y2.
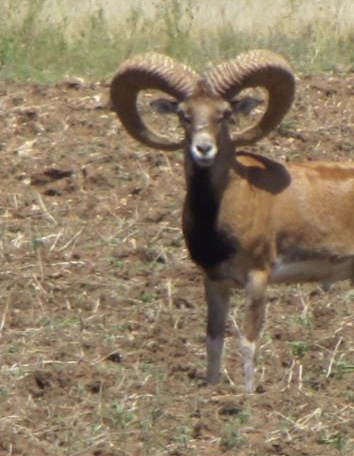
196 143 213 155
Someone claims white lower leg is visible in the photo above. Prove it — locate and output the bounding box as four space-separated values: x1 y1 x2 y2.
240 337 256 393
206 335 224 384
241 270 268 392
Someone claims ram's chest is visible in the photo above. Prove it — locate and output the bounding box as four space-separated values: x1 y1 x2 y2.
183 218 236 269
182 169 237 270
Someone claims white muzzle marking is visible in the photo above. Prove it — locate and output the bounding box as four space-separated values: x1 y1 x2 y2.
190 133 217 167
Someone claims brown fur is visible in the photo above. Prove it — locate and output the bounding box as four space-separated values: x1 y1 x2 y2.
111 52 350 391
177 95 354 391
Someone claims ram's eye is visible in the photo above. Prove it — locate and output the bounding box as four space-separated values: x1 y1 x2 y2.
223 109 233 122
216 109 232 123
179 112 191 124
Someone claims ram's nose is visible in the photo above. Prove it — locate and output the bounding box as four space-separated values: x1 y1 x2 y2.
196 143 213 155
191 134 217 167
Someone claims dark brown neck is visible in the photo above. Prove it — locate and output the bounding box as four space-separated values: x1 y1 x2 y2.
183 164 236 269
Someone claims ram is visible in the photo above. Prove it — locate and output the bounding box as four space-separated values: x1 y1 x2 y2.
110 50 354 392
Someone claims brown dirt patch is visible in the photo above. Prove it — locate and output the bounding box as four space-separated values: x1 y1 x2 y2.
0 73 353 455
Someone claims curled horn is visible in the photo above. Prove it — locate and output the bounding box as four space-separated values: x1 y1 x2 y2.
206 50 295 146
110 53 199 151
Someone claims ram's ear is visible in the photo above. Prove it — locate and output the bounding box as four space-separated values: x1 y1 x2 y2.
230 96 264 116
150 98 179 114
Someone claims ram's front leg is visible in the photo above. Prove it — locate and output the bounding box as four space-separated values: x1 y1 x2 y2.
204 278 231 385
240 270 268 392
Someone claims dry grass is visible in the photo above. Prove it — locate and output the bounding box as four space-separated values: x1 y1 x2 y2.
0 70 353 455
0 4 354 452
0 0 354 82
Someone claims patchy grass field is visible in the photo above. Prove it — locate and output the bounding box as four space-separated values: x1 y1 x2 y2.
0 68 353 455
1 0 354 82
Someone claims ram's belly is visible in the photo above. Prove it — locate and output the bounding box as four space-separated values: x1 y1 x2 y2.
270 256 354 289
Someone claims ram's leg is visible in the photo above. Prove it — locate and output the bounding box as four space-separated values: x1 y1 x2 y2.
204 278 231 385
241 270 268 392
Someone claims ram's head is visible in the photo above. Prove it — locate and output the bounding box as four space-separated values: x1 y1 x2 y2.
110 50 295 167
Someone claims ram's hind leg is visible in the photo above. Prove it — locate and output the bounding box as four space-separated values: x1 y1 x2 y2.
204 278 231 385
241 270 268 392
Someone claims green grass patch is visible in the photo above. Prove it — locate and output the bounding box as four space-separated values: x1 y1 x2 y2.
0 0 354 82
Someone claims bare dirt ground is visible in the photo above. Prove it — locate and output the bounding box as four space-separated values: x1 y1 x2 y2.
0 72 353 456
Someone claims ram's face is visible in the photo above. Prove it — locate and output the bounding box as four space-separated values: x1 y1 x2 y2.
176 96 232 167
151 93 262 167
